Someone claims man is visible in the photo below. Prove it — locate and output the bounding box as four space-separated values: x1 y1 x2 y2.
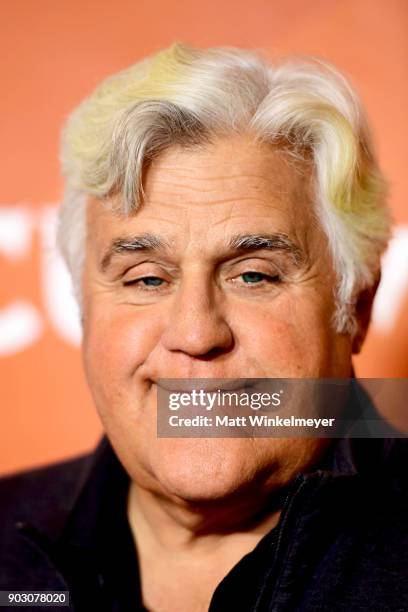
0 43 406 611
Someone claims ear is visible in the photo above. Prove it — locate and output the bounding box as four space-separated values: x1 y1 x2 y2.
352 273 381 354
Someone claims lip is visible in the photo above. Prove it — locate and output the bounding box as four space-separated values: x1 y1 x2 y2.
155 378 256 393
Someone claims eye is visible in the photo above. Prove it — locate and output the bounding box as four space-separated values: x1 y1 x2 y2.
239 271 280 285
123 276 166 289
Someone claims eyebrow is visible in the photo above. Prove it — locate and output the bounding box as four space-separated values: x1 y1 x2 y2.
227 233 304 264
100 234 171 272
99 231 304 272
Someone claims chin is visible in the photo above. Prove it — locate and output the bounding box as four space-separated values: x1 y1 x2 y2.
147 438 277 504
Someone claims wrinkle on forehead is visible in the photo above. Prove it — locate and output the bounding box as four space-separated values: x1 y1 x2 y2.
143 139 310 206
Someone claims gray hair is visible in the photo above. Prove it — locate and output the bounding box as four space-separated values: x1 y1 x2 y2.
57 43 391 334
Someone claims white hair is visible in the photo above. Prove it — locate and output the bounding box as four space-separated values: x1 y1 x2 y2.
57 43 391 334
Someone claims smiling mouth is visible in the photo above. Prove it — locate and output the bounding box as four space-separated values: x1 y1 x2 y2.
155 378 257 393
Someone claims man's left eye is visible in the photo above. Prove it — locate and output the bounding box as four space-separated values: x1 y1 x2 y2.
240 271 279 284
140 276 164 286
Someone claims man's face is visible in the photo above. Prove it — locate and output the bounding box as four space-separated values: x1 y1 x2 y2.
81 135 352 505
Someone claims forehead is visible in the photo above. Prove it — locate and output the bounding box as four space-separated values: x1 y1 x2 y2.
143 134 311 211
86 134 315 249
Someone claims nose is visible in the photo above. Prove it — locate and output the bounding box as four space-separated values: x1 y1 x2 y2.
160 277 234 358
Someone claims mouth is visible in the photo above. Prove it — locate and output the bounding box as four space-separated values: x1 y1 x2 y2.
154 378 256 393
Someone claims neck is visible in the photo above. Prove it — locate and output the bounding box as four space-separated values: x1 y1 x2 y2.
126 479 289 611
126 480 286 557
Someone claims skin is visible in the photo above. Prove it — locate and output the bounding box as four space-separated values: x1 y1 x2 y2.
81 134 375 611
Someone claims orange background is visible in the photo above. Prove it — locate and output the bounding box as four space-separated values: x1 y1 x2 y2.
1 0 407 475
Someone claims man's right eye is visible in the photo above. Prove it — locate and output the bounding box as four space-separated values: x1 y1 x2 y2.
123 276 166 289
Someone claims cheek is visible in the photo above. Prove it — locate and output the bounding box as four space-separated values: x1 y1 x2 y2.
82 305 163 394
230 292 340 375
